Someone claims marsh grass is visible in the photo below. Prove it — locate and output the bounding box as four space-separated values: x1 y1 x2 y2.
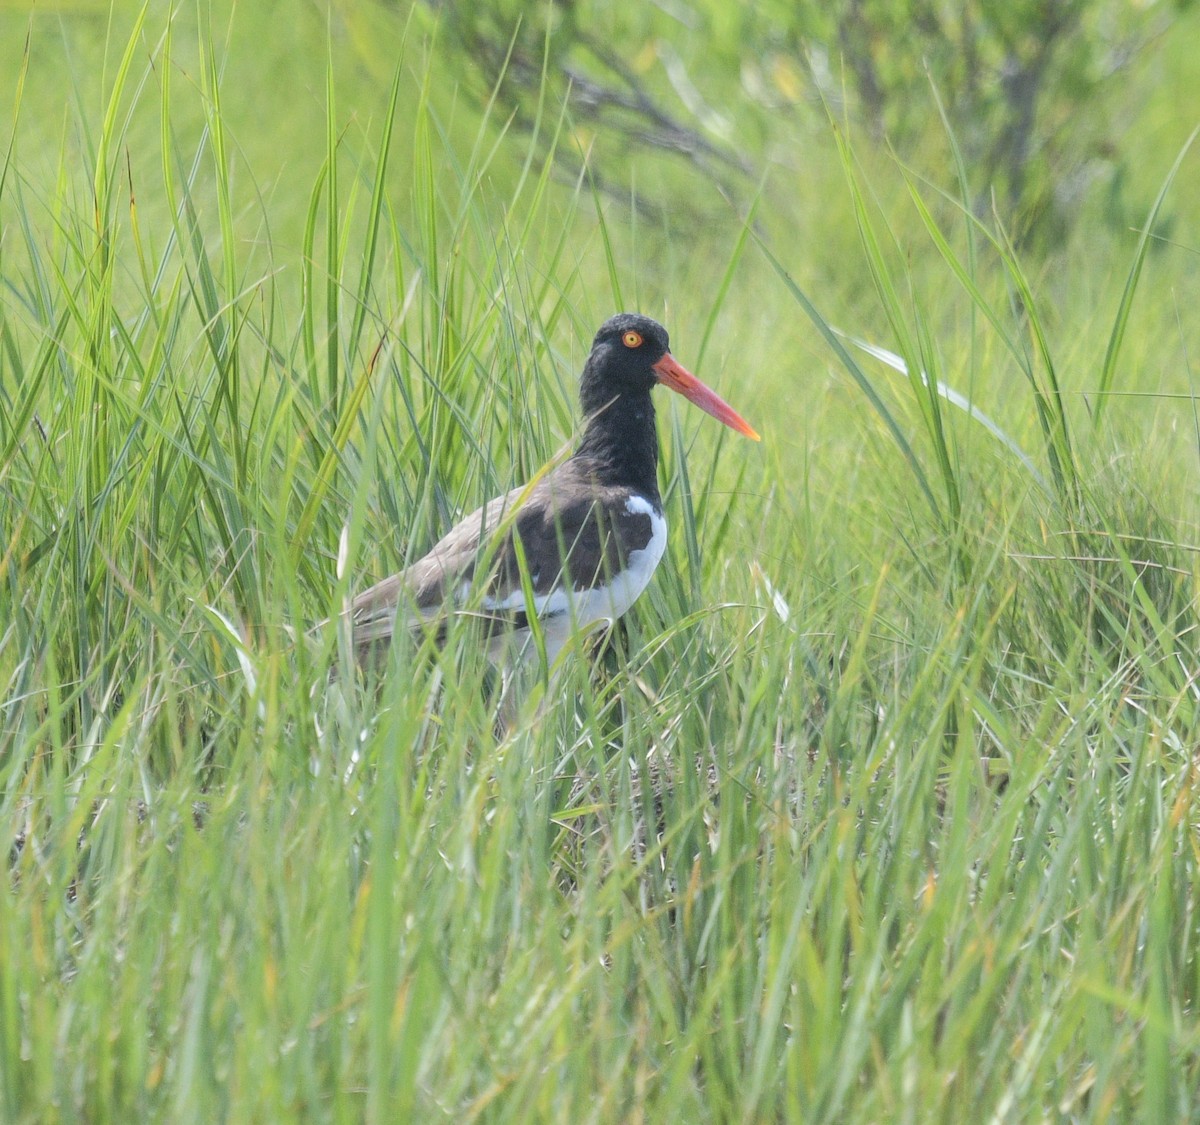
1 5 1199 1123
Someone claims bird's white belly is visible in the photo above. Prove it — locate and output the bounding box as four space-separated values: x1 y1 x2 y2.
480 496 667 665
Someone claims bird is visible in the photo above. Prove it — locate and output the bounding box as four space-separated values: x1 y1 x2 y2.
347 313 759 674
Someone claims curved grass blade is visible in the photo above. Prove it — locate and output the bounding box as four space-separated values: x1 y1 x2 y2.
1094 124 1199 430
838 331 1050 495
752 235 942 522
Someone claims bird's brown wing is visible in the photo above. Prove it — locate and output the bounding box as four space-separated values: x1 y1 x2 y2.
349 484 527 649
349 466 652 659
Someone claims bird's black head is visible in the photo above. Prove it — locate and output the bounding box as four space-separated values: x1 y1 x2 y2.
581 313 671 409
578 311 759 448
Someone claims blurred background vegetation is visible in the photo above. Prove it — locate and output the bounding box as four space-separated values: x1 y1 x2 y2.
422 0 1196 247
5 0 1196 250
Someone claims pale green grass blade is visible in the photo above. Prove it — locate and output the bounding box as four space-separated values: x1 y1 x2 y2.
1094 124 1199 429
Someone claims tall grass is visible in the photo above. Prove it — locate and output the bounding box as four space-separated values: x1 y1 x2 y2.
2 5 1199 1123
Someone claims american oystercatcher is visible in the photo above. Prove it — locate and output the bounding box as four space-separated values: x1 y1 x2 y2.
349 313 759 670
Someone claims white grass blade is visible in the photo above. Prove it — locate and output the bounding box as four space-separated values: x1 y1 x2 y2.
836 329 1050 493
199 602 263 717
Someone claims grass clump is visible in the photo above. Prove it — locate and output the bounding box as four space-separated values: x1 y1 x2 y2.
1 4 1199 1123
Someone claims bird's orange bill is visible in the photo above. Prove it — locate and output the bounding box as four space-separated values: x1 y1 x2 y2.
652 353 760 441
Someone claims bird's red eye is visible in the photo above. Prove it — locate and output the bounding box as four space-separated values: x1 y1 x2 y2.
622 331 643 348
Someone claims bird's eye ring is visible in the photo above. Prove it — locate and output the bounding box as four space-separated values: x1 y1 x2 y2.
622 330 643 348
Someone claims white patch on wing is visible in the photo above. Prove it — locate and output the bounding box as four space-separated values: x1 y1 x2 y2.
581 495 667 622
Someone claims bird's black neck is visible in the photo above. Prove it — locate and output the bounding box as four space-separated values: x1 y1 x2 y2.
574 387 661 503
